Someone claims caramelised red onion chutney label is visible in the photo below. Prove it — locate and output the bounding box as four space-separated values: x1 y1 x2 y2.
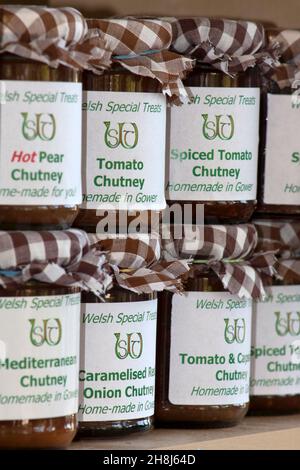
79 300 157 422
0 80 82 205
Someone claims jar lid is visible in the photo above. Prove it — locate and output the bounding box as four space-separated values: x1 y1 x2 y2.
88 232 189 294
267 29 300 64
162 224 257 261
165 17 278 74
254 219 300 258
266 29 300 88
0 5 110 71
89 232 161 268
276 259 300 283
0 229 111 295
86 18 194 100
161 224 277 299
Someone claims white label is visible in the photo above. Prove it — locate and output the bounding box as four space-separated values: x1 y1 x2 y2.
264 94 300 205
169 292 252 406
82 91 166 210
0 80 82 205
0 293 81 420
251 286 300 396
79 300 157 422
167 87 260 201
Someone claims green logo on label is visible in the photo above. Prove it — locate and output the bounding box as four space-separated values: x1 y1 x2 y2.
29 318 62 346
114 332 143 359
21 112 56 141
224 318 246 344
201 114 234 140
103 121 138 149
275 311 300 336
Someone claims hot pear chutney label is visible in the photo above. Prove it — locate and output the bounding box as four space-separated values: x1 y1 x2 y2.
167 87 260 201
251 286 300 396
169 292 252 406
79 300 157 422
82 91 166 211
0 80 82 205
0 293 81 420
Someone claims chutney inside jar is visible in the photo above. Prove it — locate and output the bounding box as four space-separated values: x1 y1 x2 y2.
0 281 81 449
78 283 157 436
166 64 261 224
74 65 166 233
256 28 300 216
155 266 252 428
0 53 82 229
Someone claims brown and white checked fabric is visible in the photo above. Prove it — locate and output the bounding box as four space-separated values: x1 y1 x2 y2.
0 5 111 72
254 219 300 258
165 17 279 74
276 259 300 283
88 232 189 294
115 262 189 295
161 224 258 261
87 18 194 100
254 219 300 283
161 224 277 299
0 230 112 296
267 30 300 88
88 232 161 269
206 253 277 299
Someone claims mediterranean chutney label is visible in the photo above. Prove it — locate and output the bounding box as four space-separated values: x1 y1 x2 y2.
82 91 166 211
79 300 157 422
0 293 81 420
169 292 252 406
166 87 260 201
0 81 82 205
264 94 300 205
251 286 300 396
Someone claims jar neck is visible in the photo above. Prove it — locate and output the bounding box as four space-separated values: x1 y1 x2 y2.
1 52 42 65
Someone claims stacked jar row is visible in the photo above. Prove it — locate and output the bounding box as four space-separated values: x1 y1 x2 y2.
1 10 299 229
1 222 300 448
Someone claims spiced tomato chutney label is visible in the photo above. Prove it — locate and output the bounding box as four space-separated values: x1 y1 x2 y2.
0 293 81 420
264 95 300 205
169 292 252 406
167 87 260 201
251 285 300 396
79 300 157 422
82 91 166 211
0 81 82 205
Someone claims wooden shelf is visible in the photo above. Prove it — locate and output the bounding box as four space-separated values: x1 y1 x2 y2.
71 415 300 450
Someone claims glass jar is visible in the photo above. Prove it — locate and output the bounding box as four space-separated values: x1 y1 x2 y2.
166 64 260 224
78 282 157 436
256 29 300 216
0 54 82 229
155 266 252 427
0 280 81 449
250 268 300 414
73 65 165 233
